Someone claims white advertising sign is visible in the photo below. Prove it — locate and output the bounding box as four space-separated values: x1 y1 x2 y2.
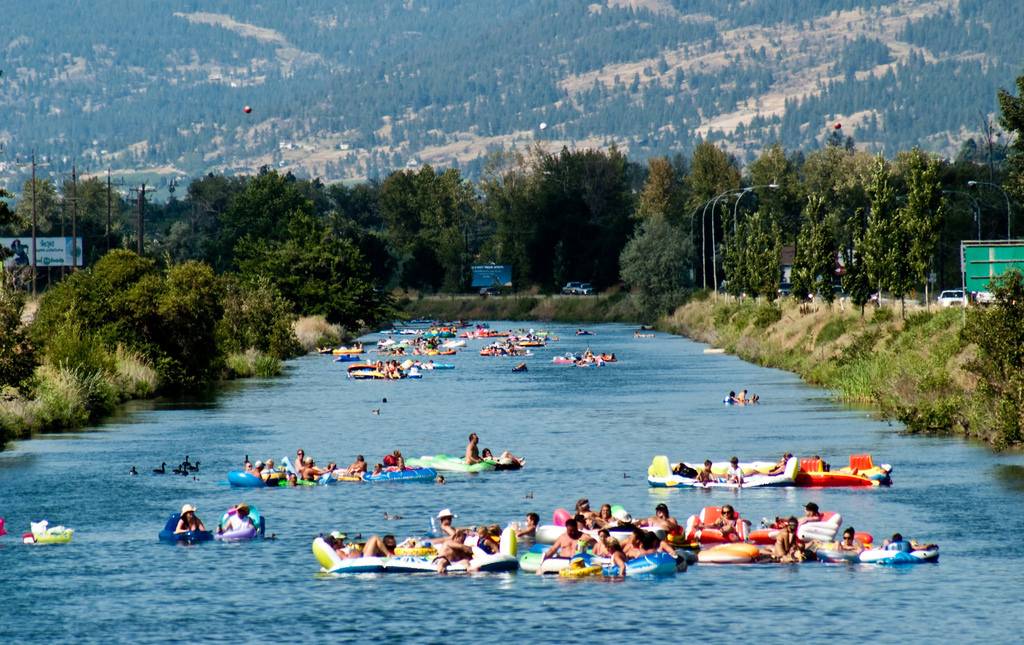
2 237 84 268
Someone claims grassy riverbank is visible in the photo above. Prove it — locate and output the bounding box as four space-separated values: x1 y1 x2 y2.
662 294 1002 443
399 290 1013 449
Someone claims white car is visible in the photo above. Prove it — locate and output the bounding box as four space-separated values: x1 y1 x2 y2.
975 291 996 305
936 289 967 307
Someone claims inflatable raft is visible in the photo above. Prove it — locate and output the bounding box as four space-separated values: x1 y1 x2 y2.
214 505 266 540
817 541 938 564
697 543 761 564
748 512 843 544
227 470 270 487
24 520 74 544
647 455 799 488
683 507 750 543
314 527 518 574
362 466 437 482
795 458 881 487
158 514 214 544
406 455 497 473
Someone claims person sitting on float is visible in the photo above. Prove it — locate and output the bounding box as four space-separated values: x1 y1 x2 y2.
604 537 629 576
726 457 745 485
695 459 714 484
326 532 358 558
300 457 324 481
219 504 255 534
765 453 793 476
465 433 482 465
883 533 912 552
765 516 804 562
696 504 741 540
538 518 595 571
480 447 525 467
514 512 539 538
174 504 206 534
638 503 679 533
346 455 367 476
837 527 864 553
590 504 614 529
435 528 476 573
797 502 824 526
362 534 398 557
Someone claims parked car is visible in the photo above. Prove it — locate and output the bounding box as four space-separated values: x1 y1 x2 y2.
778 282 793 297
936 289 967 307
561 282 594 295
479 287 500 296
974 291 996 305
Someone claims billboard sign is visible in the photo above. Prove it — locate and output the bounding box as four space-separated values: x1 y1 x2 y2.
471 264 511 287
2 237 84 268
961 241 1024 292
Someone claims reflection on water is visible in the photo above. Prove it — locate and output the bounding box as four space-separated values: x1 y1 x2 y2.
992 463 1024 492
1 321 1023 643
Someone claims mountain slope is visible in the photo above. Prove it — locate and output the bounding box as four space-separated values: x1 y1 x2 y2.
0 0 1020 192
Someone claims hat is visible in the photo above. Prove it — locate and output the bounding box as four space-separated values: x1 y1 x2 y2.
805 502 819 512
181 504 196 514
655 503 669 513
612 508 632 523
329 531 347 540
236 504 250 514
254 460 264 468
437 508 456 519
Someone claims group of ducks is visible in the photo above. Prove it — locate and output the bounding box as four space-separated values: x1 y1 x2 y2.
137 456 200 476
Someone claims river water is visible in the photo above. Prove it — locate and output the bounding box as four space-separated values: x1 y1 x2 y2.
1 322 1022 643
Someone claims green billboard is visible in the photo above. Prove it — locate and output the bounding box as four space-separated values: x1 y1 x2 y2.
961 241 1024 292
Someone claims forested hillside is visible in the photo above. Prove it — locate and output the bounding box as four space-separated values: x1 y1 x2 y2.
0 0 1022 195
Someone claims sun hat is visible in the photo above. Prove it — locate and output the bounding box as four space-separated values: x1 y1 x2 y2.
612 508 632 523
329 531 347 540
181 504 196 514
236 504 250 514
437 508 457 519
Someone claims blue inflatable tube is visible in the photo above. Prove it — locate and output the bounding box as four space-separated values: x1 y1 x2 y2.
362 467 437 482
228 471 269 487
602 552 678 576
158 514 213 544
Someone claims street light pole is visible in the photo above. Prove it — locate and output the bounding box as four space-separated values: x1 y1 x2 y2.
943 190 980 240
967 180 1012 239
732 184 779 236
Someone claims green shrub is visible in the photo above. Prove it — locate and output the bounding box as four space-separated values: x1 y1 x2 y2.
753 305 783 328
816 318 849 345
225 349 282 378
871 306 894 323
114 347 158 398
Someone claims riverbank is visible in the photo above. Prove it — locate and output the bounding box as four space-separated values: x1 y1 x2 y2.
399 290 1011 449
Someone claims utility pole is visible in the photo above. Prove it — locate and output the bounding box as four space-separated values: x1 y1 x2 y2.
107 170 112 251
72 160 78 271
15 151 50 296
136 183 147 256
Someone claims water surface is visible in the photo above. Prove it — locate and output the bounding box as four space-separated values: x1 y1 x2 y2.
1 322 1021 643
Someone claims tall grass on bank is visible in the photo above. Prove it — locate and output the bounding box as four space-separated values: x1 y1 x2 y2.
225 349 282 378
294 316 342 352
0 347 159 441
